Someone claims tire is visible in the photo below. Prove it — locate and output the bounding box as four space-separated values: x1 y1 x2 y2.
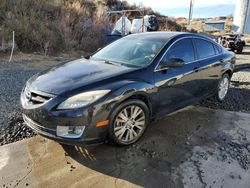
216 74 230 102
236 48 243 54
108 99 149 146
235 42 243 54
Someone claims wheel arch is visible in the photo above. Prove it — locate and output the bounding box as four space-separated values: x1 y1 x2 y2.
223 69 233 78
106 81 155 120
122 93 152 116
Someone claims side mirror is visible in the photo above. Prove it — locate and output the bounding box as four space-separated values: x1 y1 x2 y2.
159 58 185 69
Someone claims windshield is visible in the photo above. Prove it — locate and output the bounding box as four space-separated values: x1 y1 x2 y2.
91 37 166 67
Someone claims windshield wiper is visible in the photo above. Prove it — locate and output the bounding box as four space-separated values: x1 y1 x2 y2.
97 58 140 68
107 60 141 68
103 60 121 66
119 62 141 68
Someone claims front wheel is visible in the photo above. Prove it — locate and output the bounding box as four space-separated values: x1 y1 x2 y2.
216 74 230 102
108 99 149 146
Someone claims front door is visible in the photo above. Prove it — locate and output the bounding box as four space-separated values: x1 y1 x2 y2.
154 38 201 115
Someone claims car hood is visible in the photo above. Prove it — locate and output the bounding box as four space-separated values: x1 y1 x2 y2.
28 58 137 95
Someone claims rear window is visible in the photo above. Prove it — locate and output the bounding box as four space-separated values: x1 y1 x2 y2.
194 39 216 59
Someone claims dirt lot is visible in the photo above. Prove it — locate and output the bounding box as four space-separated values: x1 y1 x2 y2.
1 107 250 188
0 46 250 187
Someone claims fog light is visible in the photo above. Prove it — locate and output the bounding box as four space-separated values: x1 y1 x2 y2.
56 126 85 138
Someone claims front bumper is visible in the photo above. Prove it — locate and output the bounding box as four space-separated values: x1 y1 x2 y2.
20 88 111 145
23 114 105 145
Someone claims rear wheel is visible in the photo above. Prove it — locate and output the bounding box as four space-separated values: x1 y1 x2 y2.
236 43 243 54
108 99 149 146
216 74 230 102
236 47 243 54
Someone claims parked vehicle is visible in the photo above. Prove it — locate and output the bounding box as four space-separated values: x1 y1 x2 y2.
21 32 235 146
218 34 244 54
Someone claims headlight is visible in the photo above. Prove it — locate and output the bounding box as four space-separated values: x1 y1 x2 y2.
57 90 110 110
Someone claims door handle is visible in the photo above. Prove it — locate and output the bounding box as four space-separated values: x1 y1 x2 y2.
193 67 199 73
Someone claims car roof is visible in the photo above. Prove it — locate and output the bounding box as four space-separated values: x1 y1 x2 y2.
126 32 186 40
125 32 213 42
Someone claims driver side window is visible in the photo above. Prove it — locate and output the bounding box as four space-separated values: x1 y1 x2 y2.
162 38 195 64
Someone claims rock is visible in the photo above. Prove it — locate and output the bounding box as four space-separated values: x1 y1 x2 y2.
220 147 225 151
230 174 235 179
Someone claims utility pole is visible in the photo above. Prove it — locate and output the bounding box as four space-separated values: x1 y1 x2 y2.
188 0 194 25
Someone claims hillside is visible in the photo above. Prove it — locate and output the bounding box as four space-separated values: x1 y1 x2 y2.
0 0 186 55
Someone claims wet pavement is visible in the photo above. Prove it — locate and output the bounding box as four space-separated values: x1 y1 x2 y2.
1 107 250 188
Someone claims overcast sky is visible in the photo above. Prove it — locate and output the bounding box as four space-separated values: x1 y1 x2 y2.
127 0 237 18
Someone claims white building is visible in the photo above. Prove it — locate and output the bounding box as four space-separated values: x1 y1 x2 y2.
233 0 250 34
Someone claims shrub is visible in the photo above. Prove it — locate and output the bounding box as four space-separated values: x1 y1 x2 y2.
0 0 186 55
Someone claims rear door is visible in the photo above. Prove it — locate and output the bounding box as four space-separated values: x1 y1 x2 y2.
154 38 201 115
193 38 223 96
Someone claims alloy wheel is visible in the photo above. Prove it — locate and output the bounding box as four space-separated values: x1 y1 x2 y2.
218 76 229 100
114 105 146 143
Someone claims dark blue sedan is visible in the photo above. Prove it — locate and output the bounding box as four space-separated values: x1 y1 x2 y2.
21 32 235 145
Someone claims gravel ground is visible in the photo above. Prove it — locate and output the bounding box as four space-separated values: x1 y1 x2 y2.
199 69 250 113
0 50 250 146
0 54 71 145
0 66 39 145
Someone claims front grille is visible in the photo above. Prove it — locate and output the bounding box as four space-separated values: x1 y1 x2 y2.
24 87 52 106
27 92 51 104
